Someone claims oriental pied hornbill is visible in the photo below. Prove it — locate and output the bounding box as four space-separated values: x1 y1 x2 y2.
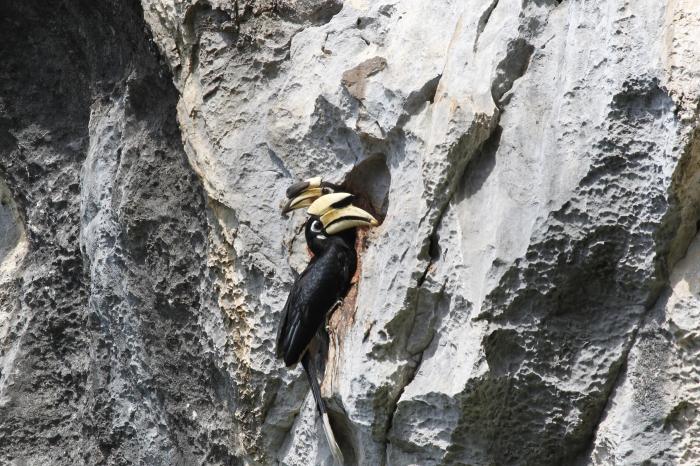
278 183 377 465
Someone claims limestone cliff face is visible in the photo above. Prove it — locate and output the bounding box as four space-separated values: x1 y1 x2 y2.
1 0 699 465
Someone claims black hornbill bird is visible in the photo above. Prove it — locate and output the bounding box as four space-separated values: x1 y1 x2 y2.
278 185 377 464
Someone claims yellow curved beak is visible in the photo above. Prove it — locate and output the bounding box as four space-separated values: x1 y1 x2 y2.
282 187 324 213
283 177 343 213
319 205 379 235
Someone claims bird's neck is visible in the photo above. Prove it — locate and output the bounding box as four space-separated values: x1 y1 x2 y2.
310 234 351 256
305 220 357 255
306 230 356 256
308 230 358 281
337 229 357 249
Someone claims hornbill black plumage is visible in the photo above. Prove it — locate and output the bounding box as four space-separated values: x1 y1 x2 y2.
278 188 377 465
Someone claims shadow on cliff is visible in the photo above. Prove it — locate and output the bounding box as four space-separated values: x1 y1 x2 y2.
0 1 239 464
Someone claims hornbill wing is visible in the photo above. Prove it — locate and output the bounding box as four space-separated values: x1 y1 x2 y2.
276 259 326 366
275 265 310 361
276 247 352 367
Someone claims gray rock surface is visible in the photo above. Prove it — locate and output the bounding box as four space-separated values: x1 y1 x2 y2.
1 0 699 465
1 1 235 464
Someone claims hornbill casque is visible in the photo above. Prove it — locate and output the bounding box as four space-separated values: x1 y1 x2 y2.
278 180 378 465
282 176 342 214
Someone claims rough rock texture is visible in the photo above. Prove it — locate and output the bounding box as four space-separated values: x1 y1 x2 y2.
0 1 235 464
1 0 699 465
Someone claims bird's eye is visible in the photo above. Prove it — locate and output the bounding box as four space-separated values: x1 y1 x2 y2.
310 220 323 233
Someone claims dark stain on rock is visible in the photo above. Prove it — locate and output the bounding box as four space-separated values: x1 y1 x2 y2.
341 56 388 100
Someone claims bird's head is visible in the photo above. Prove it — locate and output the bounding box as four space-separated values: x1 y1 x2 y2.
282 176 341 214
307 192 379 235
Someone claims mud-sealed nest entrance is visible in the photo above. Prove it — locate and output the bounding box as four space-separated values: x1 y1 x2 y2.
317 154 391 461
325 153 391 354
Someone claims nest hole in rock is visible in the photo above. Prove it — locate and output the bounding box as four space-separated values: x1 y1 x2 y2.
326 152 391 330
342 153 391 222
315 154 391 461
